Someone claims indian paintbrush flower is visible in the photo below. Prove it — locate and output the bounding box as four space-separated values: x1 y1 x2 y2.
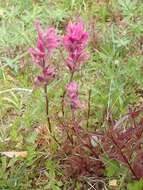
29 19 58 85
34 66 56 86
63 21 89 73
29 19 59 134
66 82 82 109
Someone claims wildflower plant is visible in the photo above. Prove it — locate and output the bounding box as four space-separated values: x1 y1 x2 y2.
61 21 89 117
29 20 90 155
29 20 89 139
29 20 58 133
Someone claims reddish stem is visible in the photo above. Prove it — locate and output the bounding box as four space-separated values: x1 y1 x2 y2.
110 133 139 180
44 84 52 133
61 72 74 117
87 89 91 128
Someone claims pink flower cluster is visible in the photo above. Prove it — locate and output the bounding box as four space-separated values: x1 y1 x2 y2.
63 22 89 72
66 82 82 109
29 20 89 110
29 20 58 85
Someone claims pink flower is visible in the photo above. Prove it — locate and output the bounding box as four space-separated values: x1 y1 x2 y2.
63 21 89 72
29 46 45 67
29 20 58 86
66 82 82 109
67 82 78 98
43 28 58 54
34 76 45 86
34 66 55 86
35 20 58 54
43 66 55 81
29 20 58 65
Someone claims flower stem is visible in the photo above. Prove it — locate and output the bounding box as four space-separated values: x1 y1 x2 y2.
69 72 74 82
44 84 52 133
61 72 74 117
87 89 91 128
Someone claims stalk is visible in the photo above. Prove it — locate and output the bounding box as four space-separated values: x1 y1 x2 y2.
87 89 91 128
61 72 74 117
44 84 52 133
44 86 61 145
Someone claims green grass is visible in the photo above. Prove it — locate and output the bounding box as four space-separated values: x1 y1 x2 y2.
0 0 143 189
